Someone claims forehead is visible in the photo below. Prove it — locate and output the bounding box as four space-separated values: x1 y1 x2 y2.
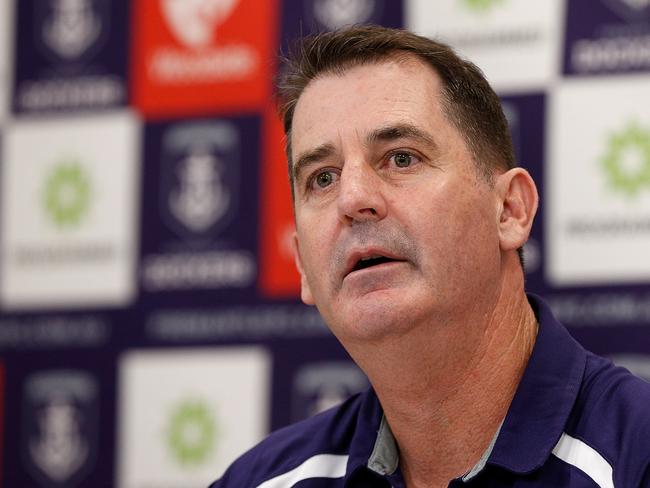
290 55 451 160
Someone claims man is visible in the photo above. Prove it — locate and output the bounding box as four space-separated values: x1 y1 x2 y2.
212 25 650 487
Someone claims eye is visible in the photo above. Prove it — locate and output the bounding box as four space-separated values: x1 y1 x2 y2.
309 169 339 190
316 171 333 187
391 152 413 168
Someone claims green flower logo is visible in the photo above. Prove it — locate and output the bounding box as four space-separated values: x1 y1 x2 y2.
601 121 650 198
462 0 505 12
167 399 217 466
43 162 91 227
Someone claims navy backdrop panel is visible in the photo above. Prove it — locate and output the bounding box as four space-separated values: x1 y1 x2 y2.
0 0 649 487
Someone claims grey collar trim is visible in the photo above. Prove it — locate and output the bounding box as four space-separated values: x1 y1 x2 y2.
366 415 503 482
367 415 399 475
462 419 504 482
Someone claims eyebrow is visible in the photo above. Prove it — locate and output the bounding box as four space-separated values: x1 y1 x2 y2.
366 123 438 150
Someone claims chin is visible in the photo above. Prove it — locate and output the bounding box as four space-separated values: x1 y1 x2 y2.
327 298 423 345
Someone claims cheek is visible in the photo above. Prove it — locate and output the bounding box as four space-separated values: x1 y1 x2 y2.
297 235 321 274
454 198 501 279
418 188 497 264
295 218 336 287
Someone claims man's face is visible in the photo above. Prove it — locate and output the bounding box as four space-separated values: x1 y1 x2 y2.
290 55 504 345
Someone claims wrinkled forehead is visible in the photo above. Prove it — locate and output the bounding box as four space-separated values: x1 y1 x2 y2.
290 55 446 156
286 52 442 130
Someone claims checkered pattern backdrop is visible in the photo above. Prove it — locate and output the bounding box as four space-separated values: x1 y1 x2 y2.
0 1 649 486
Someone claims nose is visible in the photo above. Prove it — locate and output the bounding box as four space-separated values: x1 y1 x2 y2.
337 161 387 225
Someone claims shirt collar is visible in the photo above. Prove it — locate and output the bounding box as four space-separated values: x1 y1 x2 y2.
367 415 399 475
486 293 587 474
343 294 587 481
344 387 391 483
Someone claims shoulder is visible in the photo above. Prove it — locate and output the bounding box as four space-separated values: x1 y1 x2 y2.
209 392 364 487
578 351 650 432
567 352 650 486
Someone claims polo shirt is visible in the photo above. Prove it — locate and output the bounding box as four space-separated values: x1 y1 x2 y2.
211 295 650 487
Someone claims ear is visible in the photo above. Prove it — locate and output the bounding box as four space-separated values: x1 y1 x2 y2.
495 168 539 251
291 232 315 305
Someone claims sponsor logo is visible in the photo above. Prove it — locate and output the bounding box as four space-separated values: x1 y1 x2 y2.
11 160 113 270
118 348 270 484
601 121 650 197
149 44 255 84
0 315 109 349
142 250 255 291
461 0 505 12
150 0 255 84
15 0 124 112
142 120 257 292
412 0 544 52
292 361 369 421
132 0 273 114
547 79 650 285
146 304 328 341
547 293 650 326
311 0 377 29
166 399 218 466
18 76 124 111
161 123 237 237
12 160 114 271
1 114 138 308
571 36 650 73
569 0 650 73
559 121 650 239
168 148 230 234
161 0 237 48
43 161 91 228
408 0 562 90
602 0 650 21
38 0 106 62
22 370 98 487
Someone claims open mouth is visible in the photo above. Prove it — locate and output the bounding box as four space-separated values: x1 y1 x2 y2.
352 255 399 272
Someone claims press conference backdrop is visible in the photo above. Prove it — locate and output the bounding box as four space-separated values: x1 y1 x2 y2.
0 0 649 486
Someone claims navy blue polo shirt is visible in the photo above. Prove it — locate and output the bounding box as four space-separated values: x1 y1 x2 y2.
211 295 650 487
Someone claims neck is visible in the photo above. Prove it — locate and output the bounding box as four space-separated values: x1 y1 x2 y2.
347 267 538 486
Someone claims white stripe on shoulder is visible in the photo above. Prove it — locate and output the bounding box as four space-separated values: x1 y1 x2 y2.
256 454 349 488
552 432 614 488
